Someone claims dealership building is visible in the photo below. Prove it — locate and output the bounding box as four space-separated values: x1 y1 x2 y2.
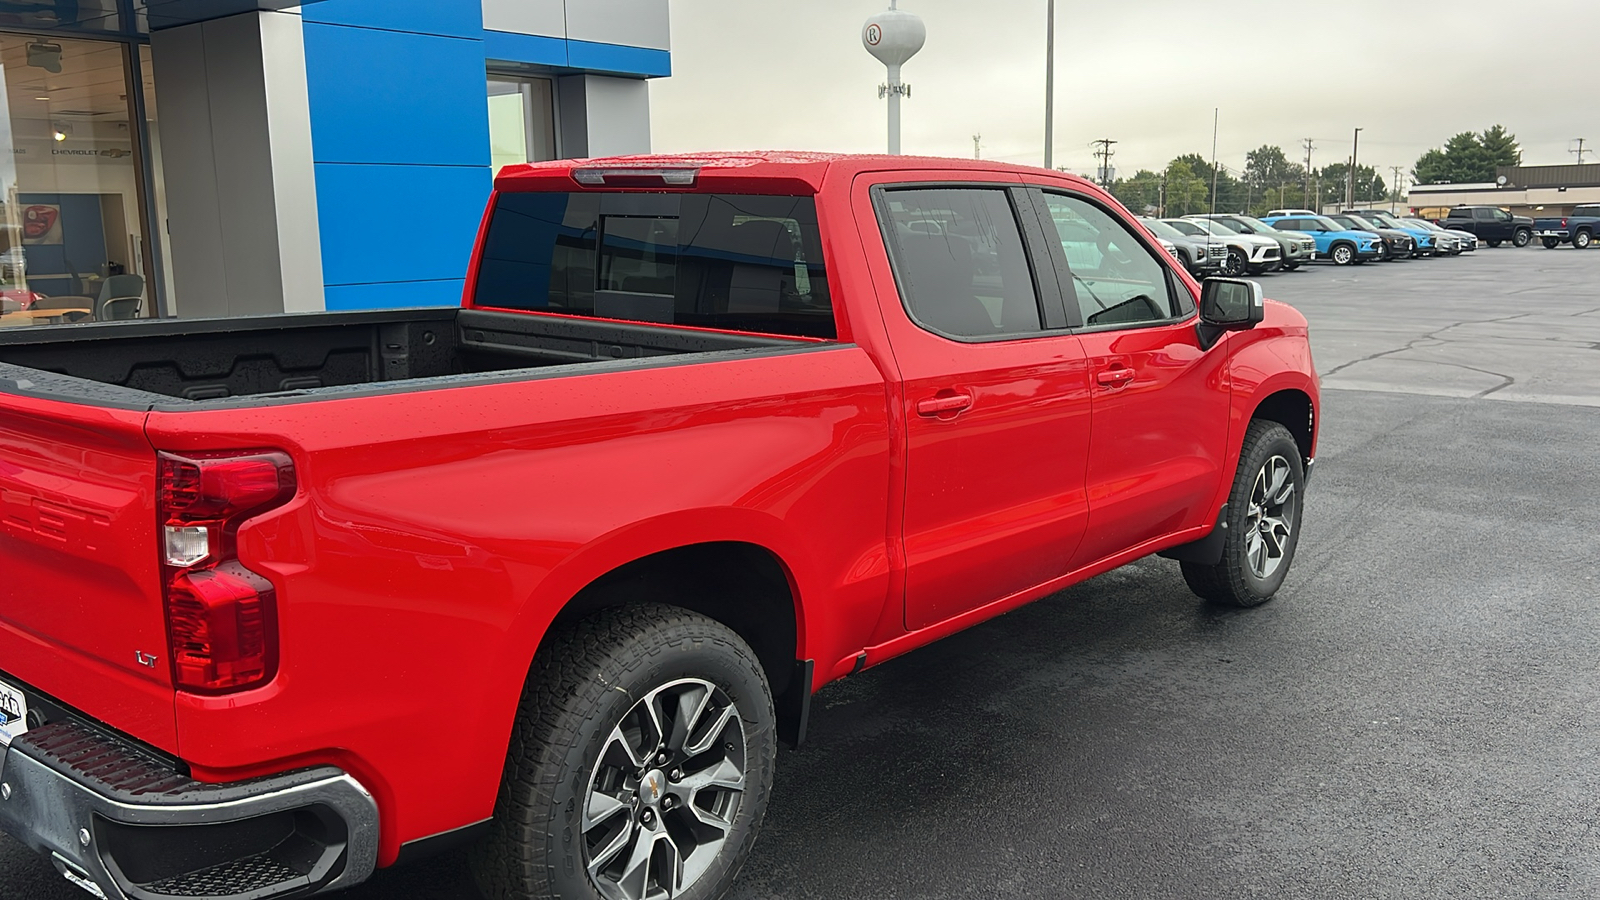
1406 164 1600 219
0 0 668 322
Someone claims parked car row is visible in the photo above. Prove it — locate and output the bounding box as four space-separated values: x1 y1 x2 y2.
1136 207 1480 275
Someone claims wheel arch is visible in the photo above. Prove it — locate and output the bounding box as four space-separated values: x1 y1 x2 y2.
1250 388 1316 466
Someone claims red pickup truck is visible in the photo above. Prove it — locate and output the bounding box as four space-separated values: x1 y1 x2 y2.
0 153 1318 900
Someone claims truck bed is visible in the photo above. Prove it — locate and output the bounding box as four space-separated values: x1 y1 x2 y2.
0 308 805 409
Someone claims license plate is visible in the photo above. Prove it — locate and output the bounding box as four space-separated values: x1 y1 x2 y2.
0 678 29 742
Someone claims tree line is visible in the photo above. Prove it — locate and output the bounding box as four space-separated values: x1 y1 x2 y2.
1107 125 1521 217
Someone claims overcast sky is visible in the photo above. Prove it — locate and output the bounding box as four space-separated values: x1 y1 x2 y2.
650 0 1598 182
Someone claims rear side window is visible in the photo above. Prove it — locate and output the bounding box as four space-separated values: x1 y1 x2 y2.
1576 206 1600 217
879 188 1044 339
475 192 834 339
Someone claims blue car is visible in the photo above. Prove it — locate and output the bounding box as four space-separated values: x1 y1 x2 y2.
1262 215 1382 266
1347 210 1440 257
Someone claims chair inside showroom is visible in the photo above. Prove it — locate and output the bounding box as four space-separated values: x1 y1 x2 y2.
96 274 145 321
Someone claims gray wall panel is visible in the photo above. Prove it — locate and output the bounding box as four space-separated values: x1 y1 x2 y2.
482 0 566 37
564 0 670 51
149 10 324 318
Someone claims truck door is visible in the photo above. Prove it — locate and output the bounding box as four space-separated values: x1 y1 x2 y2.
1029 188 1232 568
858 175 1093 632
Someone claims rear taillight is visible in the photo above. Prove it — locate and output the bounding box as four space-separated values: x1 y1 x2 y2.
158 451 295 693
1561 218 1568 228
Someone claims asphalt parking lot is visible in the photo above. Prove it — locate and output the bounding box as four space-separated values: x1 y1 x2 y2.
5 246 1599 899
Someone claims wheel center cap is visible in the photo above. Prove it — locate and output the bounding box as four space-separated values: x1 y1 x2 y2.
639 769 665 805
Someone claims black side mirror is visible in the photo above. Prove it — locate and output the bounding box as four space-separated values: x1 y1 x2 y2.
1197 278 1264 349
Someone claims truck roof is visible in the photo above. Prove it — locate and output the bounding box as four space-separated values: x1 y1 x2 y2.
493 151 1103 195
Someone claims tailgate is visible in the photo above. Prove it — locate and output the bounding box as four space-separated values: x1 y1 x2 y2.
0 394 176 752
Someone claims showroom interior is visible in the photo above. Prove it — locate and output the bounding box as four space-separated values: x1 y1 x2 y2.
0 0 668 327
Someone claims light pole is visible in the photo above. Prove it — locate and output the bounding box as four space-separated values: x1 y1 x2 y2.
1044 0 1055 169
1346 126 1363 209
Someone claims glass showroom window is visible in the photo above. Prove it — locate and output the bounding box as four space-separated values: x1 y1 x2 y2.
0 35 163 326
488 75 556 174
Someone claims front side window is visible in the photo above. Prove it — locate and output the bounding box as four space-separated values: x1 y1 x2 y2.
475 192 834 339
879 188 1043 339
1041 194 1176 329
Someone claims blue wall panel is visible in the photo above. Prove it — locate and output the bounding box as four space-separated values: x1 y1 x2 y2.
304 24 490 166
301 0 480 38
314 163 491 286
324 280 465 311
567 40 671 78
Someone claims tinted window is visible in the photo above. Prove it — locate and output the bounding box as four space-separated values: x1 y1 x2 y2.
1042 194 1176 329
1473 208 1495 221
1576 206 1600 217
475 192 834 339
880 188 1043 338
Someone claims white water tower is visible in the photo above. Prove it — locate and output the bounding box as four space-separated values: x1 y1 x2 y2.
863 2 925 155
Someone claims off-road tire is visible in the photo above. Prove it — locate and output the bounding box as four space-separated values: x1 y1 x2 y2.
1575 229 1592 250
1181 421 1305 608
470 604 776 900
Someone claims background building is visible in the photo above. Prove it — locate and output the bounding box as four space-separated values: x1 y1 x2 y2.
1407 164 1600 219
0 0 668 323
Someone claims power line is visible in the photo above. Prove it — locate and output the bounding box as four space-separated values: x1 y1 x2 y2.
1575 138 1590 164
1090 137 1118 188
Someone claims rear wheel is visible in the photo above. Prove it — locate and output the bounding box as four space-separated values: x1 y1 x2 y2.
1181 421 1305 608
1513 228 1532 248
470 605 776 900
1330 243 1355 265
1487 239 1502 248
1575 230 1592 250
1543 236 1561 249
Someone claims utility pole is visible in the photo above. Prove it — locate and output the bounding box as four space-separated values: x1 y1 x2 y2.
1091 138 1118 188
1302 137 1316 208
1575 138 1591 163
1043 0 1054 169
973 134 981 160
1345 127 1363 209
1208 108 1219 218
1390 165 1405 213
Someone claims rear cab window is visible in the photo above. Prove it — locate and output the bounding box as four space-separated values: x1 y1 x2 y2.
474 192 835 339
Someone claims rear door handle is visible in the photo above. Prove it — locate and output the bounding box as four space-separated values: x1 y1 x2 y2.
1095 367 1135 388
917 393 974 417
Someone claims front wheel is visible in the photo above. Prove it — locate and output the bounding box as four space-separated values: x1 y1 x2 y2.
471 604 776 900
1513 228 1532 248
1181 421 1305 607
1543 236 1561 249
1280 261 1299 272
1330 243 1355 265
1575 230 1593 250
1222 248 1247 277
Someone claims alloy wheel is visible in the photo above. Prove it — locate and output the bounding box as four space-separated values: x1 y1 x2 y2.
1332 245 1353 265
583 678 748 900
1576 231 1592 250
1244 455 1297 580
1224 249 1247 276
